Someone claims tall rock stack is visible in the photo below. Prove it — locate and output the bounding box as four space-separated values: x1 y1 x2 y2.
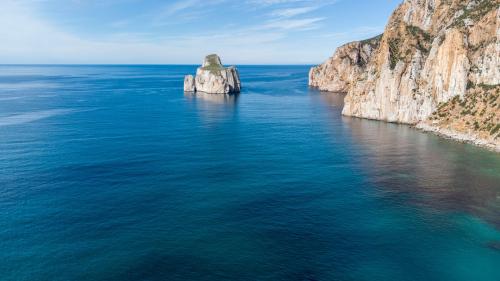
184 54 241 94
310 0 500 151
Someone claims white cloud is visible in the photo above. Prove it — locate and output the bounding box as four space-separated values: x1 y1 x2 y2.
0 0 380 64
270 6 319 18
247 0 305 6
159 0 201 16
0 0 289 64
152 0 229 25
263 17 325 30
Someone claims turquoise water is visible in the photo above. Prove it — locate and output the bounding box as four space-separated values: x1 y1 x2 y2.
0 65 499 281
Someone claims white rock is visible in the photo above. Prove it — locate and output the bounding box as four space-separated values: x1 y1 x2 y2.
311 0 500 151
184 54 241 94
309 36 381 93
184 75 195 92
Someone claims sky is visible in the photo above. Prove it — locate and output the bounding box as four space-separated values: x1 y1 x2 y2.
0 0 402 64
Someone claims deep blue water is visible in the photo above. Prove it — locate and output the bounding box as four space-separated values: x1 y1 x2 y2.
0 65 499 281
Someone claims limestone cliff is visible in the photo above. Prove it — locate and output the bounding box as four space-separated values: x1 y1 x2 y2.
310 0 500 151
309 35 382 92
184 54 241 94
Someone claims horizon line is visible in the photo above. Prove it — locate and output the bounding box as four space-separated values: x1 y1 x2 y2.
0 63 317 66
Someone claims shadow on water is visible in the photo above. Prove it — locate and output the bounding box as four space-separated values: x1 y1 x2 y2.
184 92 239 106
317 90 346 109
184 92 239 127
317 91 500 228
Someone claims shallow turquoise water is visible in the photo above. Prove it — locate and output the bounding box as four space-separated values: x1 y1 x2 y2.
0 65 499 281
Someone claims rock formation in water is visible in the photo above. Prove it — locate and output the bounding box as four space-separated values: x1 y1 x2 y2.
184 75 195 92
310 0 500 151
184 54 241 94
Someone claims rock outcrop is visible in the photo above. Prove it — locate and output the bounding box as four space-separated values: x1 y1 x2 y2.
309 35 382 92
184 75 195 92
310 0 500 151
184 54 241 94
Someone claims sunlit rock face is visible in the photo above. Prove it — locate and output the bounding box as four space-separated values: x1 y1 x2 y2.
309 35 382 93
184 54 241 94
311 0 500 150
184 75 195 92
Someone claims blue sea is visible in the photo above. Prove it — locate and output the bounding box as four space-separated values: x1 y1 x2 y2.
0 65 499 281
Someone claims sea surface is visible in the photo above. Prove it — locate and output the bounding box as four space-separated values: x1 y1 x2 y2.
0 65 499 281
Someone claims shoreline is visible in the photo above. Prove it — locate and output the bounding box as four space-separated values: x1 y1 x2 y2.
416 123 500 153
315 90 499 153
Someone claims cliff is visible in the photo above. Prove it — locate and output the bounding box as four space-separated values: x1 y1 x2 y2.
309 35 382 92
310 0 500 151
184 54 241 94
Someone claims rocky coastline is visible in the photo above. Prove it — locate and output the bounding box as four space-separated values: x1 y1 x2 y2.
310 0 499 152
416 123 500 152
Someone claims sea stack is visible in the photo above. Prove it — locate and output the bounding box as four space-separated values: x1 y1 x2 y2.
184 54 241 94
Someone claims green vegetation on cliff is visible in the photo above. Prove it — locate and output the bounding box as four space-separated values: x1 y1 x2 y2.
429 84 500 138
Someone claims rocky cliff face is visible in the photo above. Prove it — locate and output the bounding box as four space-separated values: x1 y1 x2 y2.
309 35 382 92
184 54 241 94
311 0 500 151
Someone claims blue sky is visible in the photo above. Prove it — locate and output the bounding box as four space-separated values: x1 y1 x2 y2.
0 0 402 64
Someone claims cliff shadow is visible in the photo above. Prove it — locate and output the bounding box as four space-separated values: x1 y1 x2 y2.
343 117 500 228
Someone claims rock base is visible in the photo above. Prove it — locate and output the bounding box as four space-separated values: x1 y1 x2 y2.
416 123 500 152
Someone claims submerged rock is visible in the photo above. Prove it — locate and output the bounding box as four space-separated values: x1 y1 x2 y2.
488 241 500 252
184 54 241 94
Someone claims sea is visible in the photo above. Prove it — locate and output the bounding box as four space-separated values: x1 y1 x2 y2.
0 65 499 281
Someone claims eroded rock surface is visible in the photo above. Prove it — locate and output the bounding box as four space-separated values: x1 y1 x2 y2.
184 75 195 92
184 54 241 94
309 35 382 93
310 0 500 151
